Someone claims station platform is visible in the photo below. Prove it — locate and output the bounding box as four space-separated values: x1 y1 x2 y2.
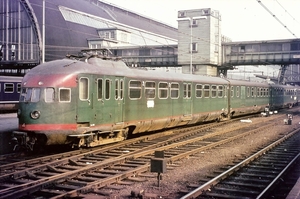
286 177 300 199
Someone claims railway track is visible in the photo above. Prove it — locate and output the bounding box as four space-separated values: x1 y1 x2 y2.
0 114 286 198
0 114 263 173
180 128 300 199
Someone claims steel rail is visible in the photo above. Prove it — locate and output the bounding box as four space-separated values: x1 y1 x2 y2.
7 122 278 198
180 127 300 199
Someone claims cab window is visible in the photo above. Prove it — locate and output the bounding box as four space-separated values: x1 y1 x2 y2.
45 88 55 102
59 88 71 102
20 88 41 102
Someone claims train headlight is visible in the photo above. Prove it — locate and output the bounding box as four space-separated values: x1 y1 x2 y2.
30 110 40 119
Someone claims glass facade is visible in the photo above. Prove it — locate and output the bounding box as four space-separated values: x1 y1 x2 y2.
0 0 40 63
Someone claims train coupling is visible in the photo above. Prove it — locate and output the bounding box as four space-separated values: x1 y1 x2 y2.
11 131 36 151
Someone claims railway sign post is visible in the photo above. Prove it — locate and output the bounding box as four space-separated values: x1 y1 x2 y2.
150 151 167 187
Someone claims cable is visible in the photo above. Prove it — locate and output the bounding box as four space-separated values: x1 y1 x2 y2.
275 0 300 26
256 0 297 38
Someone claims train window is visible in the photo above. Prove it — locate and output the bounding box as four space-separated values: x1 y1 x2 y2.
251 87 255 97
183 83 191 99
105 79 110 100
79 77 89 101
17 83 21 93
170 83 179 99
31 88 41 102
266 88 269 97
218 85 223 98
19 88 40 102
211 85 217 98
97 79 103 100
115 79 119 100
231 86 234 98
257 88 260 97
45 88 54 102
129 80 141 99
120 80 124 100
145 81 156 99
4 83 14 93
195 84 202 98
247 87 250 97
59 88 71 102
159 82 168 99
236 86 240 97
115 79 124 100
204 84 210 98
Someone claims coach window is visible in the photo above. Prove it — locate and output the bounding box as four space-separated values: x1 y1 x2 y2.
195 84 202 98
4 83 13 93
170 83 179 99
79 77 89 101
120 80 124 99
159 82 168 99
129 80 141 99
45 88 54 102
97 79 103 100
251 87 255 97
145 81 156 99
183 83 191 99
105 79 110 100
247 87 250 97
115 79 119 100
266 88 269 97
218 85 223 98
236 86 240 97
231 86 234 98
115 79 124 100
204 84 210 98
211 85 217 98
59 88 71 102
17 83 21 93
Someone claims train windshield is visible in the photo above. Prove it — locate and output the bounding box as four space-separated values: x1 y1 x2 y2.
20 88 41 102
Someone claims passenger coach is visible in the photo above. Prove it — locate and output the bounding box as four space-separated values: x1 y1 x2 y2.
0 76 22 112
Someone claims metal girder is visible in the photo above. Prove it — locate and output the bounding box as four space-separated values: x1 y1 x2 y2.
278 64 288 85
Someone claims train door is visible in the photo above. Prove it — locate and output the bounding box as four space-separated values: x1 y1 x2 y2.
183 82 192 115
114 77 124 123
76 75 94 125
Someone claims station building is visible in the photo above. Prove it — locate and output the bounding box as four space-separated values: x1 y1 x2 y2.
1 0 299 83
0 0 226 76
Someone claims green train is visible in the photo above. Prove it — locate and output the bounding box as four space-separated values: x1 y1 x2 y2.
13 57 299 150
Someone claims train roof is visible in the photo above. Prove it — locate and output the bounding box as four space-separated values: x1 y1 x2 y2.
0 76 23 82
24 58 284 87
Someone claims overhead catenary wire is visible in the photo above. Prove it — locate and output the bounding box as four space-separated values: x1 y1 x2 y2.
275 0 300 26
256 0 297 38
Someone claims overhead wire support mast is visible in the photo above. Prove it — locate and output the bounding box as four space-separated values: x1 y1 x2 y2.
256 0 297 38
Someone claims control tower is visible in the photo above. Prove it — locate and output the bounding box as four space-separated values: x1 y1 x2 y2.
177 8 222 76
